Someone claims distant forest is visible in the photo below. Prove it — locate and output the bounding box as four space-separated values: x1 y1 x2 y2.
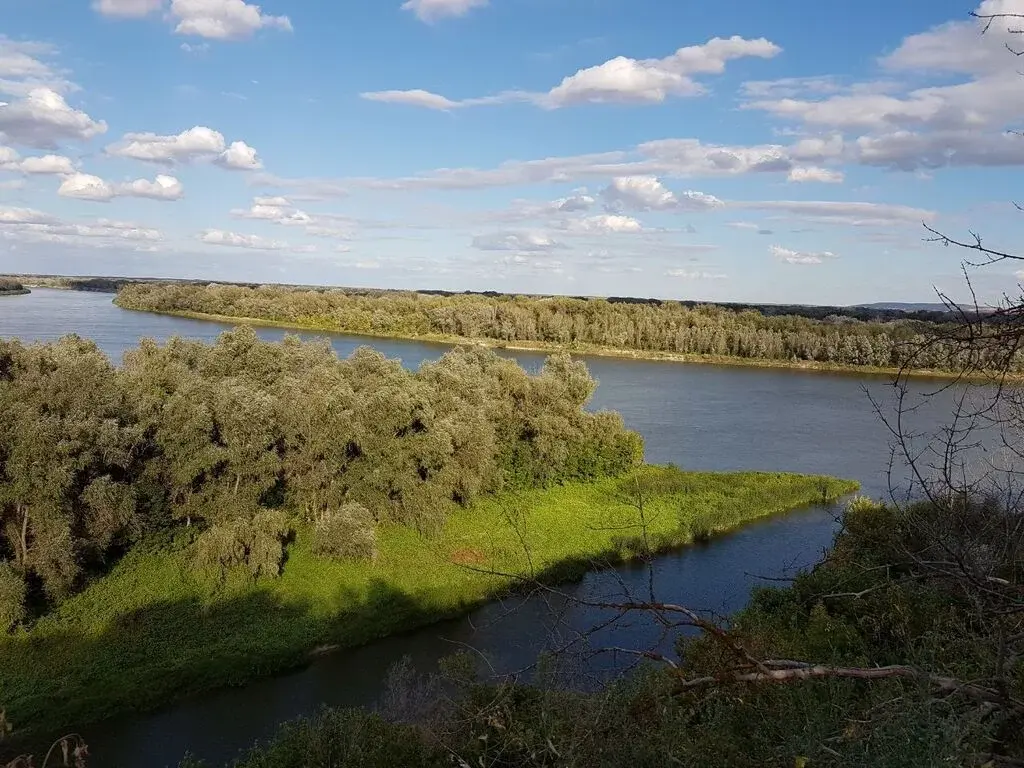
7 273 958 323
116 282 1006 373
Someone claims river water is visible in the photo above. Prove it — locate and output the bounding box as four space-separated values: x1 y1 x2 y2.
0 289 964 767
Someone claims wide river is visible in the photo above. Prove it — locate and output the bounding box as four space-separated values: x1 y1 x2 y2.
0 289 963 767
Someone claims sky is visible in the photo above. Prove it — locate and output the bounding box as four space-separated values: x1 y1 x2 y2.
1 0 1023 305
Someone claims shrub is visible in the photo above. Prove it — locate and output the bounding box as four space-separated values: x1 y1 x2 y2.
312 503 377 561
195 510 292 581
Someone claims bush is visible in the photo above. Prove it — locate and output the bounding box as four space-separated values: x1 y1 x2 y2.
195 510 292 581
311 503 377 561
0 562 25 632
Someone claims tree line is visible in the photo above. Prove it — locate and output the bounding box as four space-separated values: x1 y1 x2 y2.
0 328 641 631
116 283 1007 372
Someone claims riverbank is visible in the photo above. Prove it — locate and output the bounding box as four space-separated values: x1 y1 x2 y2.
0 289 30 296
114 303 1003 382
0 467 857 745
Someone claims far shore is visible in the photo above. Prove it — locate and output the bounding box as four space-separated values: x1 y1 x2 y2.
114 302 1016 383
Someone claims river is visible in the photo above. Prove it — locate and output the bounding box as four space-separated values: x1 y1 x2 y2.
0 289 963 767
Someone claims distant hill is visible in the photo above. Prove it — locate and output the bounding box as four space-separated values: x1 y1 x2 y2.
854 302 955 313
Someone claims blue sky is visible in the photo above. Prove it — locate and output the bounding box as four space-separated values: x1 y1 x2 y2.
1 0 1023 305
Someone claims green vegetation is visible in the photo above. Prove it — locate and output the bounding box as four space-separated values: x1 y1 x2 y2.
0 326 857 741
182 494 1024 768
0 327 640 615
114 281 1002 375
0 467 855 740
0 279 28 297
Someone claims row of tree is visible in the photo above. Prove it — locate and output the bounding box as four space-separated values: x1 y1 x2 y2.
115 283 1001 372
0 328 642 629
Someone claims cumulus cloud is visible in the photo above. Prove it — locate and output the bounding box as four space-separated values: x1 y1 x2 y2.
559 214 644 234
602 176 677 211
552 191 596 212
0 88 106 149
215 140 262 170
787 166 844 183
0 147 75 174
769 244 838 265
58 172 184 202
545 36 781 108
471 231 564 252
94 0 293 40
231 195 311 224
201 229 286 249
402 0 488 22
362 36 781 110
106 126 262 169
740 0 1024 172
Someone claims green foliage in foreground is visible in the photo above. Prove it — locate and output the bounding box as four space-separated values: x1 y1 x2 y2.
0 467 856 741
185 495 1024 768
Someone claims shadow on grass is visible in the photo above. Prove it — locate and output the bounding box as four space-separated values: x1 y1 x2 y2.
0 579 441 762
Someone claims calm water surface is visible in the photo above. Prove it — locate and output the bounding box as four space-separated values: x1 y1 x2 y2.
0 290 962 767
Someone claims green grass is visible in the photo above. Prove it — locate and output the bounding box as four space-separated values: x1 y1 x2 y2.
0 466 858 743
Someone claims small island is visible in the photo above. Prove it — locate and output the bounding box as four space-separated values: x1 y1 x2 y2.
0 278 30 296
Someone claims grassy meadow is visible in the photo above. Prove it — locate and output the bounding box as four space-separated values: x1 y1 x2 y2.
0 466 857 742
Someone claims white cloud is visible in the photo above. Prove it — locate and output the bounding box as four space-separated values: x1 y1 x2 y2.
267 137 809 197
787 166 844 183
0 207 163 247
106 126 261 169
742 200 934 227
552 191 596 212
122 174 185 199
546 37 781 108
740 0 1024 172
769 244 838 265
666 268 729 279
471 231 563 251
0 148 75 174
0 88 106 149
216 140 262 170
201 229 287 249
0 37 76 98
58 171 184 202
362 36 781 111
602 176 677 211
171 0 293 39
95 0 293 39
560 214 644 234
57 173 116 201
401 0 488 22
92 0 163 17
361 89 461 110
231 196 311 224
